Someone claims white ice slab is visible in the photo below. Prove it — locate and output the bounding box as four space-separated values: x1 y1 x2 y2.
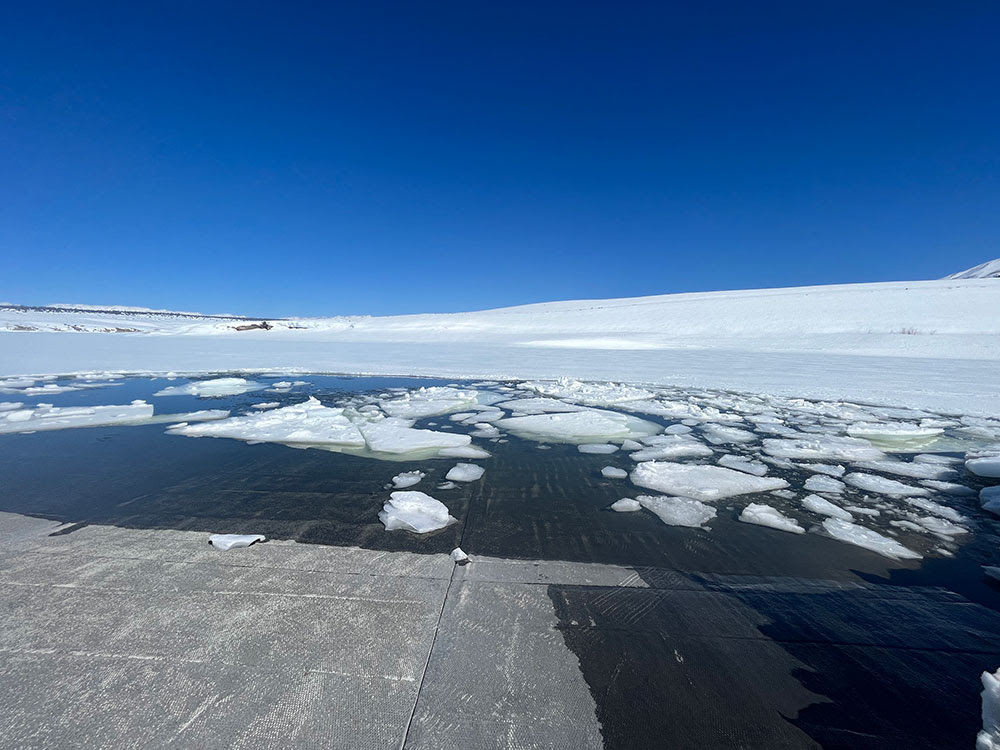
379 491 457 534
0 401 155 433
717 454 768 476
801 494 853 521
602 466 628 479
804 474 845 494
445 463 485 482
968 456 1000 479
391 470 425 488
821 518 921 560
739 503 804 534
638 495 716 528
154 377 265 397
630 462 788 502
843 472 929 497
611 498 642 512
578 443 618 454
763 436 884 462
209 533 266 550
494 408 660 444
380 386 480 418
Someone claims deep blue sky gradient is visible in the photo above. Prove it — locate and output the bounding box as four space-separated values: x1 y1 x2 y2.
1 1 998 316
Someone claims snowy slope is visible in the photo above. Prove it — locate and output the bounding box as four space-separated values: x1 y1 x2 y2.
944 258 1000 280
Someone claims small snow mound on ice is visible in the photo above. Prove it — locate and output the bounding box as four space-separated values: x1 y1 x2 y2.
154 377 265 397
802 494 853 521
602 466 628 479
209 534 266 550
445 463 485 482
611 498 642 512
977 667 1000 750
763 436 884 462
739 503 805 534
638 495 717 528
391 470 425 488
379 491 457 534
631 462 788 502
822 518 921 560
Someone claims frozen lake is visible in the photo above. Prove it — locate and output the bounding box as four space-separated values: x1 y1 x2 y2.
2 373 1000 748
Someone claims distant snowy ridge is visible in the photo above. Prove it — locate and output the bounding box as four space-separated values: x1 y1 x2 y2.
944 258 1000 280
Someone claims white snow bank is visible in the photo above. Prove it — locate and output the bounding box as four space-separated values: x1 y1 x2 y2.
445 463 485 482
209 533 266 550
391 470 425 488
977 667 1000 750
821 518 921 560
154 377 265 397
802 494 853 521
379 491 457 534
739 503 805 534
630 462 788 502
638 495 717 528
494 408 660 444
0 401 154 433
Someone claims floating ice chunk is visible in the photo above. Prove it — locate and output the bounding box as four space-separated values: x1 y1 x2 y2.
717 455 768 476
380 387 480 418
847 422 944 442
379 491 457 534
799 462 846 477
914 454 961 465
739 503 804 534
450 547 469 563
494 409 660 444
982 487 1000 515
169 397 366 448
495 398 583 415
701 425 757 445
602 466 628 479
968 456 1000 479
843 473 929 497
578 443 618 454
524 378 655 406
763 436 884 462
0 401 155 434
470 423 501 439
802 494 853 521
912 515 967 537
209 533 266 550
620 439 644 451
771 489 797 500
631 462 789 502
921 479 975 496
436 481 458 490
251 402 281 410
449 412 477 422
147 409 230 425
611 498 642 512
0 402 23 412
638 495 716 528
358 418 471 456
629 434 713 461
445 463 484 482
664 424 693 435
391 470 425 489
853 458 955 481
821 518 921 560
154 377 265 397
903 496 965 523
804 475 845 494
978 668 1000 750
438 445 491 459
844 505 880 517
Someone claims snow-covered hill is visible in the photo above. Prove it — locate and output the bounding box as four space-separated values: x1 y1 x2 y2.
944 258 1000 279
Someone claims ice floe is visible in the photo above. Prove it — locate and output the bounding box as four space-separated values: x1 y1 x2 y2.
717 455 768 476
852 458 955 481
523 378 655 406
843 473 929 497
821 518 921 560
379 491 457 533
450 547 469 563
763 436 884 461
630 462 789 502
0 401 155 433
978 668 1000 750
982 487 1000 515
701 425 757 445
391 470 425 488
578 443 618 454
803 475 845 494
611 498 642 512
968 456 1000 479
494 408 660 444
445 463 484 482
602 466 628 479
847 422 944 443
154 377 266 397
380 386 480 418
628 434 713 461
209 533 266 550
638 495 717 528
801 494 853 521
739 503 804 534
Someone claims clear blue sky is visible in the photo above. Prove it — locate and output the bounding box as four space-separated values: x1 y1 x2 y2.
1 2 997 317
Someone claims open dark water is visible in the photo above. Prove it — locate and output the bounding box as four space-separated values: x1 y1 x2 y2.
3 374 1000 749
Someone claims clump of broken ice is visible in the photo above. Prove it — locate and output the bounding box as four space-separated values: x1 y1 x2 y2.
154 377 265 397
379 491 457 534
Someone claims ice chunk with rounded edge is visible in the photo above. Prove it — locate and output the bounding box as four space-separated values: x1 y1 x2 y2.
847 422 943 442
982 486 1000 515
821 518 921 560
611 498 642 512
922 479 975 496
494 408 660 444
717 455 768 476
763 436 884 462
629 434 713 461
445 463 484 482
804 474 845 494
968 456 1000 479
802 494 853 521
602 466 628 479
739 503 804 534
379 491 457 534
631 462 788 502
209 533 266 550
359 418 471 455
578 443 618 454
439 445 491 459
844 473 929 497
155 377 265 397
638 495 716 528
392 470 425 488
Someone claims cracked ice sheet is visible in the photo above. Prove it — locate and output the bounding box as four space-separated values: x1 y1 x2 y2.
630 462 789 502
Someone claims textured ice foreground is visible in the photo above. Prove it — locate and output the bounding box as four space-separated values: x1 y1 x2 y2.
638 495 716 528
379 491 457 534
154 377 265 397
631 462 789 502
494 409 660 444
